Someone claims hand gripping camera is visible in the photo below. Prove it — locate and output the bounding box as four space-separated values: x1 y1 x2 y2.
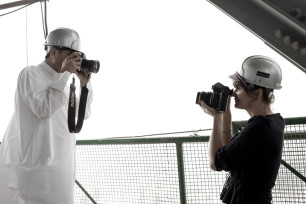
196 82 233 112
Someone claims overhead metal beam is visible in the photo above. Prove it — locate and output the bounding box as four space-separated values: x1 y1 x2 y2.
0 0 43 10
207 0 306 73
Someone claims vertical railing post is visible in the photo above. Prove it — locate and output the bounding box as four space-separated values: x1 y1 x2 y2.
176 142 187 204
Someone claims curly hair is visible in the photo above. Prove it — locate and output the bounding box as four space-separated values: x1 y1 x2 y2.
233 80 275 104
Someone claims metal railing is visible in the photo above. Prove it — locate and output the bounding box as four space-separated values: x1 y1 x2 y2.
74 117 306 204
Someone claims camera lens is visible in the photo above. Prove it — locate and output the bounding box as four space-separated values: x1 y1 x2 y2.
81 59 100 73
195 92 212 106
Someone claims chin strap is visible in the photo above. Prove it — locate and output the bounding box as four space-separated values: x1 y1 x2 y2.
68 76 88 133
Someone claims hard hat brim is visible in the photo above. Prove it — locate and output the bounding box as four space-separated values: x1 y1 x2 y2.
229 73 238 81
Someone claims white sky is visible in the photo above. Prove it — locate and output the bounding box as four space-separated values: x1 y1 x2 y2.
0 0 306 140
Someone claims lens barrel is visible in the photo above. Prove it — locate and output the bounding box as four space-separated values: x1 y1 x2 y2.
81 59 100 73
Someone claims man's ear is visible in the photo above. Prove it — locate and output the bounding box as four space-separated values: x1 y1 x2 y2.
48 47 57 57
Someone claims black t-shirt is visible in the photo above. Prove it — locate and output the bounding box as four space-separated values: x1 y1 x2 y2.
214 113 285 204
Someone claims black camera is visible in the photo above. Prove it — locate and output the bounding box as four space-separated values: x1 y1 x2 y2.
196 82 233 112
80 53 100 74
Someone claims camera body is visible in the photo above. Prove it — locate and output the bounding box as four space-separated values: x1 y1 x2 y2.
196 82 233 112
80 53 100 73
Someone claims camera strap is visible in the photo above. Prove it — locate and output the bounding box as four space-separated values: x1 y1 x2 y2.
68 76 88 133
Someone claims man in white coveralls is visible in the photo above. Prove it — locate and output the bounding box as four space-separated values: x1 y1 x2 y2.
0 27 93 204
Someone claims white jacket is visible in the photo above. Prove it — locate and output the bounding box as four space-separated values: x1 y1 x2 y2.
0 61 93 204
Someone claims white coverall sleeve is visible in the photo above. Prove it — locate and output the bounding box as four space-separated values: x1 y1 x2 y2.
18 68 71 119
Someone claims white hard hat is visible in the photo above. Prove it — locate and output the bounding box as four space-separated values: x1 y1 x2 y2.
44 27 80 52
229 55 282 90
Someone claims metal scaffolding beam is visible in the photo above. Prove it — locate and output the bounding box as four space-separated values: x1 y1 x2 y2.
207 0 306 73
0 0 43 10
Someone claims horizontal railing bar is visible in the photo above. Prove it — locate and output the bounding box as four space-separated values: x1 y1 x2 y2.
284 117 306 125
233 117 306 127
283 132 306 140
76 136 210 145
76 131 305 145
